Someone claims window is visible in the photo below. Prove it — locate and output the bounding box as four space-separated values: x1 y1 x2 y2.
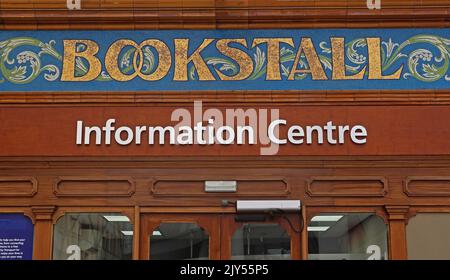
308 213 388 260
0 214 34 260
407 213 450 260
53 213 133 260
150 223 209 260
231 223 291 260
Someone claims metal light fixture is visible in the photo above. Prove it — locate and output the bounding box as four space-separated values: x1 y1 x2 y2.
236 200 301 213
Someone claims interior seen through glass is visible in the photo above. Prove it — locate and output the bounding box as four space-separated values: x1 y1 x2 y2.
51 212 391 260
53 213 133 260
150 222 209 260
407 213 450 260
308 213 388 260
231 223 291 260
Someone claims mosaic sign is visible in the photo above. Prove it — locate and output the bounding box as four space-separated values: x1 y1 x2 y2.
0 29 448 92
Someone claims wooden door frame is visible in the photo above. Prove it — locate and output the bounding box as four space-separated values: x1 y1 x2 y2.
220 214 302 260
140 212 302 260
139 213 221 260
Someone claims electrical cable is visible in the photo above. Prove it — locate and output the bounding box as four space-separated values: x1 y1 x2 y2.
270 208 304 234
221 200 236 207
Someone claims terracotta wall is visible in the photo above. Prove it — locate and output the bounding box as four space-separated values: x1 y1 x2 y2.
0 105 449 156
0 0 448 29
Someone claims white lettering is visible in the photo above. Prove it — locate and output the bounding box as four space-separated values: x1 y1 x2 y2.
216 126 235 145
237 126 255 145
338 125 350 144
268 120 286 144
149 126 176 145
103 119 116 145
74 109 368 152
84 126 101 145
351 125 368 144
306 125 323 144
115 126 134 145
288 125 304 144
76 120 83 145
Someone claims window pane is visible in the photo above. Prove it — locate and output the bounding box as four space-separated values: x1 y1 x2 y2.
53 213 133 260
308 213 388 260
407 213 450 260
150 223 209 260
231 223 291 260
0 214 34 260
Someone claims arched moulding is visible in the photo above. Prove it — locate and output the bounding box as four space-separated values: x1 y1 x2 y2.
52 207 135 225
306 206 389 226
405 208 418 225
148 221 211 238
405 207 450 225
23 209 36 224
0 208 36 224
0 177 38 197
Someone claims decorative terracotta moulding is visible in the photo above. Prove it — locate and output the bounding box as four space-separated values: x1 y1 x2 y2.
0 0 448 28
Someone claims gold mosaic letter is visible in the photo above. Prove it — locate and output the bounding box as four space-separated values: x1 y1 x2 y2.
331 37 366 80
105 39 172 82
105 39 139 81
367 37 403 80
215 39 254 81
61 40 102 82
174 39 215 81
252 38 294 80
288 38 327 81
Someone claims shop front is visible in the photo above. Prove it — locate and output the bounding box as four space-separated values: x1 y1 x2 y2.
0 0 449 261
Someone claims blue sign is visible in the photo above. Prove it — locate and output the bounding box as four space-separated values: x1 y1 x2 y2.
0 214 34 260
0 29 449 92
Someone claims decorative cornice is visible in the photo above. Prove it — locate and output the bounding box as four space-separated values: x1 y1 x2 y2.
1 90 450 105
0 156 450 169
385 205 410 220
0 1 448 29
31 206 56 220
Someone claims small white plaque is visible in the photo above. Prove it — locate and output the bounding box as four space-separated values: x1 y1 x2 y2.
205 181 237 192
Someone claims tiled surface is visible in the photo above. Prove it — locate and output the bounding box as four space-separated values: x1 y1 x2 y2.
0 0 448 29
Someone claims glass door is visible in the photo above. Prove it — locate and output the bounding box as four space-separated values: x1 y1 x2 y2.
140 213 301 260
140 214 221 260
221 214 301 260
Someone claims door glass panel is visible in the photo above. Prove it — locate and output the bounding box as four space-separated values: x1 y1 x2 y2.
407 213 450 260
231 223 291 260
308 213 388 260
150 223 209 260
53 213 133 260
